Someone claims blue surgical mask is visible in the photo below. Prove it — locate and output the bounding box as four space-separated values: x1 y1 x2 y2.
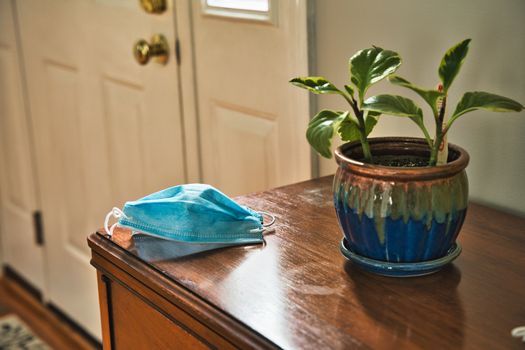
130 234 242 262
104 184 274 245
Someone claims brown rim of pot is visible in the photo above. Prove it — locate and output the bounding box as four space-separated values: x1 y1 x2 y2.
335 137 470 181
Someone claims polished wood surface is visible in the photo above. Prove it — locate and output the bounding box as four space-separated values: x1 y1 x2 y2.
89 176 525 349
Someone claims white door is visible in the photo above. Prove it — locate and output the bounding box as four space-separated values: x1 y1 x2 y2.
191 0 311 196
0 0 45 291
16 0 191 338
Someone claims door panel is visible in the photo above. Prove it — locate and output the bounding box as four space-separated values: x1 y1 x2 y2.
44 62 91 254
0 0 45 291
0 49 33 208
17 0 187 338
102 78 148 204
192 0 311 196
213 103 278 195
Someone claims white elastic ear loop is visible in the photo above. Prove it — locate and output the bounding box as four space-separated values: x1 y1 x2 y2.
260 211 276 227
104 207 128 237
512 326 525 342
248 212 276 234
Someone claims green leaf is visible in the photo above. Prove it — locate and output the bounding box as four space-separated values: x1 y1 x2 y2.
364 112 380 134
349 47 401 103
449 91 524 126
337 110 380 142
290 76 342 95
364 95 434 147
306 110 349 158
389 75 444 116
337 117 360 142
344 84 355 97
363 94 423 119
438 39 471 92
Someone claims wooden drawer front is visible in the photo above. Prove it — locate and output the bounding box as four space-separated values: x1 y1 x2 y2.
110 280 209 350
93 255 238 350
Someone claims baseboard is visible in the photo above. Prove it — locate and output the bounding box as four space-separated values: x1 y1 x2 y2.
47 302 102 350
3 265 42 301
2 265 101 349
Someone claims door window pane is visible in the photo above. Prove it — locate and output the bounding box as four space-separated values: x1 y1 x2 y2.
206 0 269 12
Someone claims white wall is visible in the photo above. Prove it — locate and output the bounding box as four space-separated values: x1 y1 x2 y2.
314 0 525 216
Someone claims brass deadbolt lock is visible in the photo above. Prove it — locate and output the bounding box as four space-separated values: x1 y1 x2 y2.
133 34 169 65
140 0 166 14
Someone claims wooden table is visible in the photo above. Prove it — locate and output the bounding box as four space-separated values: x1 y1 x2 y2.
88 176 525 349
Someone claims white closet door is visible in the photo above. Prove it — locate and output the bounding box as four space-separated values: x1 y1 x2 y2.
0 0 45 291
192 0 311 196
17 0 187 338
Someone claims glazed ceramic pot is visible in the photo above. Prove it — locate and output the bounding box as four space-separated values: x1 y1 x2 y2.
333 137 469 275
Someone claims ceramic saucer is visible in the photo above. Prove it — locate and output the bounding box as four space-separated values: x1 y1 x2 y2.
340 238 462 277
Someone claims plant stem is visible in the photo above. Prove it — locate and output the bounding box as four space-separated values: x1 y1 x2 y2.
429 96 447 166
342 93 373 162
429 135 442 166
357 119 373 162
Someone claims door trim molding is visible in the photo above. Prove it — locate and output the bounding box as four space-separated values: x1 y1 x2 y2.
174 0 202 183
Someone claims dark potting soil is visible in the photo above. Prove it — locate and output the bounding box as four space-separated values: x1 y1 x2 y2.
363 155 430 167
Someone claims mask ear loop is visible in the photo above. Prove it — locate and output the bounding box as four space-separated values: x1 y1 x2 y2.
259 212 276 246
104 207 129 237
512 326 525 342
248 211 276 242
259 211 276 227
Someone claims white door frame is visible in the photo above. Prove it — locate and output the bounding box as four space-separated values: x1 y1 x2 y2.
174 0 202 183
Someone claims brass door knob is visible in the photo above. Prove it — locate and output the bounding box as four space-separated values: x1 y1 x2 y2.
140 0 166 14
133 34 169 65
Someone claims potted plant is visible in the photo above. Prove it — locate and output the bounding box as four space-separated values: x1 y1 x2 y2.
290 39 523 277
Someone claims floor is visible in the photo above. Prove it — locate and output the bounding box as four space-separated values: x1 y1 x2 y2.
0 276 98 350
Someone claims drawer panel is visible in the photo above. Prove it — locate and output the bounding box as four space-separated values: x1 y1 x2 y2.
93 251 243 349
110 279 209 349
